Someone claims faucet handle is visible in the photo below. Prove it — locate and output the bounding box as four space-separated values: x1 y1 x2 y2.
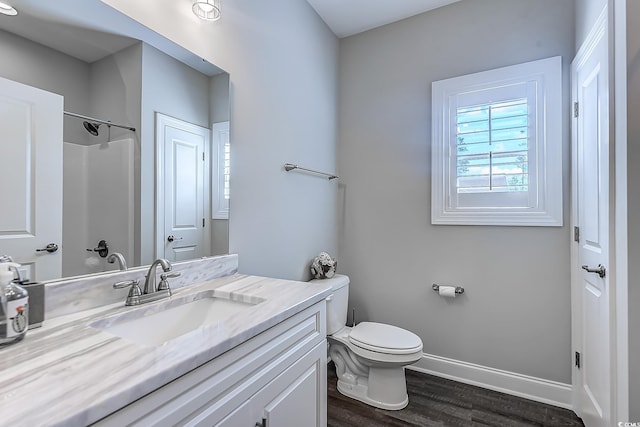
158 271 180 293
113 279 142 306
113 279 139 289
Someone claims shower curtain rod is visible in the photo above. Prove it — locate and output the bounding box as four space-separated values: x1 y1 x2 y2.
64 111 136 132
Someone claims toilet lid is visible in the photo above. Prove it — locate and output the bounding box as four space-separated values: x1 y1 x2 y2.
349 322 423 355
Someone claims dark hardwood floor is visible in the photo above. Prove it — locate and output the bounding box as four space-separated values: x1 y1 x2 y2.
327 364 584 427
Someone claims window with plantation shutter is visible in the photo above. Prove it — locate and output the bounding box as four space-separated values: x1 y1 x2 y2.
456 99 529 194
212 121 230 219
223 138 230 200
431 56 563 226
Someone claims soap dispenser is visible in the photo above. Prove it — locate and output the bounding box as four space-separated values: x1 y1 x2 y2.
0 262 29 346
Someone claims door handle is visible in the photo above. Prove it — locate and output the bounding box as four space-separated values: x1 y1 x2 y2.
581 264 606 278
167 235 183 243
35 243 59 254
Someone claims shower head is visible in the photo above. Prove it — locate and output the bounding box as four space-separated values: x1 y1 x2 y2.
83 121 101 136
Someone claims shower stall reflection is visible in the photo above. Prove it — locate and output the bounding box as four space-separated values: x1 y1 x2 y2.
62 138 135 277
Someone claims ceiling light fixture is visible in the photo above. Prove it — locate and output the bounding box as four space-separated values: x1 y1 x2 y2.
192 0 221 21
0 2 17 16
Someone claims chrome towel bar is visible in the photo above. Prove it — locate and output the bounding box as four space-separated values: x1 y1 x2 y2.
284 163 338 180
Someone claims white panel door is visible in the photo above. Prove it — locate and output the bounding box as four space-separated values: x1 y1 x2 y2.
571 10 611 427
156 114 210 262
0 77 63 281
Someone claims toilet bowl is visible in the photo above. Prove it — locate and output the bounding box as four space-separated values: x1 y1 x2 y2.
311 275 423 410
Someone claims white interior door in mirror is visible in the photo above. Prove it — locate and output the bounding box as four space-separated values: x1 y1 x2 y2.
156 113 210 262
0 77 63 281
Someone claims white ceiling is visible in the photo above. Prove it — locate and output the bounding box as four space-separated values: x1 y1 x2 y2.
306 0 463 38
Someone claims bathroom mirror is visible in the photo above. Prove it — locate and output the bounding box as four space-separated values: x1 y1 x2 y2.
0 0 230 281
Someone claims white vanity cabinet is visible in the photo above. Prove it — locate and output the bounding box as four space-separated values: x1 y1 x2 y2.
94 302 327 427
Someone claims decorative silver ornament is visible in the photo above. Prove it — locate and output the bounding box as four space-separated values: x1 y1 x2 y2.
310 251 337 279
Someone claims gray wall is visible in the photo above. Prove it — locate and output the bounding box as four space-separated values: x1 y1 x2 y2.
210 73 230 123
627 0 639 419
337 0 574 383
102 0 340 280
90 44 142 266
90 43 142 144
0 29 90 144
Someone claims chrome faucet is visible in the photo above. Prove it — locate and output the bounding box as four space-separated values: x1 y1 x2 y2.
106 252 128 271
140 258 181 303
143 258 172 294
113 258 181 306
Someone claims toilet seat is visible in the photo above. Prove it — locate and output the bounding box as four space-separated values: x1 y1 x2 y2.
349 322 423 355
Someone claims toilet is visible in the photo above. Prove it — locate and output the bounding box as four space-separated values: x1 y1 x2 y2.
312 274 423 410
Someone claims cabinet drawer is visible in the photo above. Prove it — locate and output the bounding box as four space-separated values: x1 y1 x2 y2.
94 302 326 426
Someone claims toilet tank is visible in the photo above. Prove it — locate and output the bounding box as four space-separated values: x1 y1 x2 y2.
310 274 349 335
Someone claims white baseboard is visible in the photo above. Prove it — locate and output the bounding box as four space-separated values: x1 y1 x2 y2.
407 353 573 410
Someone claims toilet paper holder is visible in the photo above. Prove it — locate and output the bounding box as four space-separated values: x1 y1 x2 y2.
432 284 465 295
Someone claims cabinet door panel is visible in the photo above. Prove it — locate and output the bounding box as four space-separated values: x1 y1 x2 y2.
215 399 252 427
254 341 326 427
264 365 319 426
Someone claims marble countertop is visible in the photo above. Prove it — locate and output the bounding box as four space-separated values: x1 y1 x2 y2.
0 274 332 426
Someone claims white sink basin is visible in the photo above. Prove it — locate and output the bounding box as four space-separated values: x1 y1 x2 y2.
90 291 263 346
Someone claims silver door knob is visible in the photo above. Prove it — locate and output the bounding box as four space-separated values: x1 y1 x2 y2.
581 264 606 278
167 235 183 243
36 243 59 253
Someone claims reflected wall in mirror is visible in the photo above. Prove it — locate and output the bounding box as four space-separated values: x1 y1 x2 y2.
0 0 230 281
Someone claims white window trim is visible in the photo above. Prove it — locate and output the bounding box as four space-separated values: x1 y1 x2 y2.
212 121 230 220
431 56 563 226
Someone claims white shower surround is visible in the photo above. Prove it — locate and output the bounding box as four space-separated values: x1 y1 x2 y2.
62 138 134 277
